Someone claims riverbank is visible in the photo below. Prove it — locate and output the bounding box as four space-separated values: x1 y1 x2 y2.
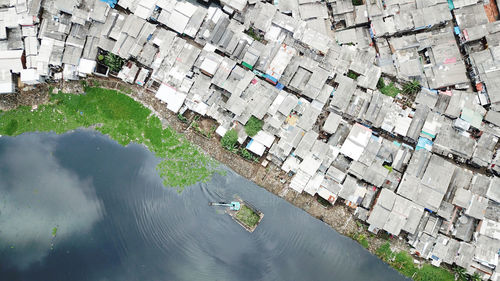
0 80 454 281
0 83 218 189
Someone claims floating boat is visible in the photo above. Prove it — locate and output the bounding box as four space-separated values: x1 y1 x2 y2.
209 197 264 232
208 201 240 211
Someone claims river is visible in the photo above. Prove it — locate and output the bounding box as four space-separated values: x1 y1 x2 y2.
0 130 408 281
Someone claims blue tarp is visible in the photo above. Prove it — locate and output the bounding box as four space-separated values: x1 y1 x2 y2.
421 87 438 94
454 26 460 35
414 24 432 31
416 137 433 151
276 83 284 90
402 143 413 150
252 69 265 77
246 139 254 149
264 74 278 84
100 0 117 8
447 0 454 10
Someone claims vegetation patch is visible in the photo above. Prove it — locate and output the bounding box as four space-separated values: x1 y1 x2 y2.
378 78 401 98
383 164 393 173
235 205 260 228
402 80 421 96
103 52 124 73
192 119 216 139
375 242 454 281
376 242 395 262
221 129 238 151
454 266 481 281
352 0 363 5
316 196 331 207
52 227 58 237
239 148 258 162
0 87 219 190
177 113 188 123
355 233 370 249
245 27 264 42
347 70 360 80
244 116 263 137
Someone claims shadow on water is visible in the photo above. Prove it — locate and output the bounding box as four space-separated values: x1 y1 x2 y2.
0 130 409 281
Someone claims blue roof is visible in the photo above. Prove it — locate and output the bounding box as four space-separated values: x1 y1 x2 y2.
100 0 117 8
416 137 433 151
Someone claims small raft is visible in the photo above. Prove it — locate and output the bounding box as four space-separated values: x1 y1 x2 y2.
210 197 264 232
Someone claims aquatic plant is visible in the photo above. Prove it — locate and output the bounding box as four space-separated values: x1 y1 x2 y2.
0 87 219 190
52 227 57 237
235 205 260 228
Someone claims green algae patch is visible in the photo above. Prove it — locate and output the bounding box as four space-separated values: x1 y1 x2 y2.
52 227 58 237
0 87 219 190
235 205 260 228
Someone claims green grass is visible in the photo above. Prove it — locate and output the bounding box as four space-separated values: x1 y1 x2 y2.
0 87 219 190
221 129 238 151
376 242 395 262
236 205 260 228
244 116 263 137
239 148 258 162
316 196 330 207
104 52 124 73
378 78 401 98
393 251 418 277
347 70 360 80
380 83 400 97
245 28 263 42
177 113 188 123
414 265 454 281
375 242 454 281
356 233 370 248
402 80 421 96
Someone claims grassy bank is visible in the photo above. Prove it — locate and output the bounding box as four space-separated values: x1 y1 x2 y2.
376 242 454 281
0 87 219 190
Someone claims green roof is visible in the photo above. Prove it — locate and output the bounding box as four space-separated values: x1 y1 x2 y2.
242 61 253 70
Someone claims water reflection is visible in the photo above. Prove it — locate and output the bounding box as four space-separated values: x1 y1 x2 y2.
0 131 407 281
0 134 103 269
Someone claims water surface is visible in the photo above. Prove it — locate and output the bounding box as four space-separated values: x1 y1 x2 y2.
0 131 407 281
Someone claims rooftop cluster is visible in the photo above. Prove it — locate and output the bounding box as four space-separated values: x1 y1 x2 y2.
0 0 500 279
